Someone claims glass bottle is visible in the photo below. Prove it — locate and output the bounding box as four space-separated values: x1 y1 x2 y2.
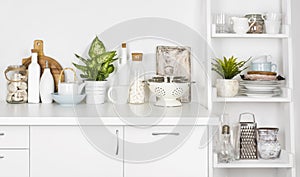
128 53 145 104
218 125 235 163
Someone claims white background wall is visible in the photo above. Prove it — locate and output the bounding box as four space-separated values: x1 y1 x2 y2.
291 0 299 175
0 0 299 175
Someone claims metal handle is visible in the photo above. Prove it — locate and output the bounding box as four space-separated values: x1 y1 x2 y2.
115 130 119 156
239 112 256 123
0 133 5 136
0 156 4 159
152 132 180 136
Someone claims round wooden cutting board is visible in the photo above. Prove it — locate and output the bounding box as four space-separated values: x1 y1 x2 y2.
22 40 64 92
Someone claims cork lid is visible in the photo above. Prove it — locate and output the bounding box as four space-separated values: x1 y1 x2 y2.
132 53 143 61
122 43 126 48
222 125 230 134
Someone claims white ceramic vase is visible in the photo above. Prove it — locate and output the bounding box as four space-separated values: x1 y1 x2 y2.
85 80 108 104
216 79 239 97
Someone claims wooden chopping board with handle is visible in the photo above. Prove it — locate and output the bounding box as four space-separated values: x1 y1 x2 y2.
22 40 64 92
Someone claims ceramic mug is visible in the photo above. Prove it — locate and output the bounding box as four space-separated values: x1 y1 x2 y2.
231 17 256 34
250 62 277 72
107 85 129 104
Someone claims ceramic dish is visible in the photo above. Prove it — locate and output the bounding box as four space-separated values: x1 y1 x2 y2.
52 93 86 105
242 92 280 98
242 85 280 91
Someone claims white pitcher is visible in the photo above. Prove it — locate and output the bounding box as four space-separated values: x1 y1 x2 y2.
231 17 256 34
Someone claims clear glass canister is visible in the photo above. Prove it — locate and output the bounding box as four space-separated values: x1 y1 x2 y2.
245 14 265 34
5 65 28 104
128 53 145 104
257 128 281 159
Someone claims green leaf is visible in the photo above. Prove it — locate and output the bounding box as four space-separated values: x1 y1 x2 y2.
95 51 117 64
211 56 251 79
72 63 87 73
74 54 89 65
88 36 106 59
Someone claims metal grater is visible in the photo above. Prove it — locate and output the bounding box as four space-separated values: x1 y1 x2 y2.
238 113 258 159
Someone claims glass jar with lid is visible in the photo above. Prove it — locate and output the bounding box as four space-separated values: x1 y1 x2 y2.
245 14 265 34
4 65 28 104
128 53 145 104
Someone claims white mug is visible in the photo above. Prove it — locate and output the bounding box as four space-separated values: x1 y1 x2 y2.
107 85 129 104
265 20 281 34
231 17 255 34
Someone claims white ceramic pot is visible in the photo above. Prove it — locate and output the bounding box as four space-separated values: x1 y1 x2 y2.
85 80 108 104
216 79 239 97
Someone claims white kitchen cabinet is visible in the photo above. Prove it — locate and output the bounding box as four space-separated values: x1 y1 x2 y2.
0 126 29 148
0 150 29 177
30 126 123 177
124 126 208 177
0 126 29 177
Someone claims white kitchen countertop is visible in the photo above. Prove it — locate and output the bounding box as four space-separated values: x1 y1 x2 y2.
0 102 219 126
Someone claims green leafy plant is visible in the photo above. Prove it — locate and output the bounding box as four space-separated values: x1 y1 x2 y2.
72 36 118 81
212 56 251 79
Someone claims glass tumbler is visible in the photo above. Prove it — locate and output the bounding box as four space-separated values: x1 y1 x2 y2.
215 13 227 33
257 128 281 159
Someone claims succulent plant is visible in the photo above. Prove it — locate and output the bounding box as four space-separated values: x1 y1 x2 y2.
212 56 251 79
73 36 118 81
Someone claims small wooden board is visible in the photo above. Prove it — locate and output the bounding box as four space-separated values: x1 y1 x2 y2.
22 40 64 91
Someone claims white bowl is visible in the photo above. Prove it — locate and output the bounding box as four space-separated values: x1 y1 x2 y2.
148 82 189 107
52 93 86 105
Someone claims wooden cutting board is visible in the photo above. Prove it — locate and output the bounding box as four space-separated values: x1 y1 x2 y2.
22 40 64 92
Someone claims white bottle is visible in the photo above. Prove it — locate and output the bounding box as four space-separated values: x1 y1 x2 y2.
40 61 54 103
28 52 41 103
118 42 130 86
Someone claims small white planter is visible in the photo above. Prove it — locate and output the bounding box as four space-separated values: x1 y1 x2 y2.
216 79 239 97
85 81 108 104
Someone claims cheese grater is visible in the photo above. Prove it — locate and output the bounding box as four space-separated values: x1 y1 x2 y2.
238 113 258 159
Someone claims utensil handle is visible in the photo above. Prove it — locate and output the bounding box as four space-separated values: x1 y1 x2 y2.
115 129 119 155
152 132 180 136
0 133 5 136
239 112 256 122
59 68 77 83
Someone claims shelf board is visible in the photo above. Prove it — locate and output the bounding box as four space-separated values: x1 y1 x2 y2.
212 33 289 39
211 24 289 38
213 150 294 168
212 88 292 103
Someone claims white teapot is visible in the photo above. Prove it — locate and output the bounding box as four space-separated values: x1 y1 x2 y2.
58 68 85 95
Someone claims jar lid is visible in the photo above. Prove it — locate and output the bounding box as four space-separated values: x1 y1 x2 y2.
132 53 143 61
257 127 279 133
245 14 263 19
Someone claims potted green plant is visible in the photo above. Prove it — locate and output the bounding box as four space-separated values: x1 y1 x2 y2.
73 36 118 104
212 56 250 97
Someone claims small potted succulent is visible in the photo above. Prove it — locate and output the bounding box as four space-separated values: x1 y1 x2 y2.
212 56 250 97
73 36 118 104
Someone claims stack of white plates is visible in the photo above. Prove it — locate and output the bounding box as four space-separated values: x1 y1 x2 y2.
239 80 283 98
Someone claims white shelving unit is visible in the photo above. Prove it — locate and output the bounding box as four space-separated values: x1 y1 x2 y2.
206 0 295 176
213 150 294 168
212 88 292 103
